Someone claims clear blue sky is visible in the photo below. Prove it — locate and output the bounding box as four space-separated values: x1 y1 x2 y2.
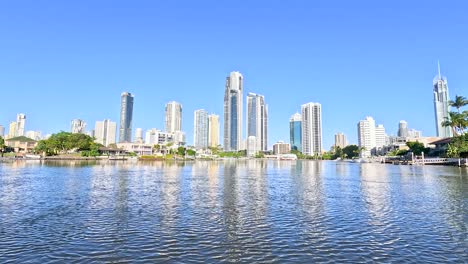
1 0 467 149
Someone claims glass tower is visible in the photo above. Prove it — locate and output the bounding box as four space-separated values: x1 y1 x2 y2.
289 113 302 152
119 92 134 143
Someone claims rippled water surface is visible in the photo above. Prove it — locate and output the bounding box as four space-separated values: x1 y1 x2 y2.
0 160 467 263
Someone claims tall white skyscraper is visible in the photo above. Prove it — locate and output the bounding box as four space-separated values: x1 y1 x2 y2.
224 71 243 151
119 92 134 143
165 101 182 133
208 114 220 148
193 109 208 149
16 113 26 137
246 93 268 151
0 125 4 137
398 120 408 138
71 119 86 134
301 102 322 156
95 119 117 146
334 132 348 149
357 116 376 157
433 62 452 138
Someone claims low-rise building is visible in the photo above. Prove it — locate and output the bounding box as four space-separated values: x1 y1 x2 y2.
5 136 37 153
117 143 153 156
273 141 291 155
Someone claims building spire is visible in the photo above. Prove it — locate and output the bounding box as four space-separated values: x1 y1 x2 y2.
438 60 441 79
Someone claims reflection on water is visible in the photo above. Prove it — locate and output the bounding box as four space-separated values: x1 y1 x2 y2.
0 160 467 262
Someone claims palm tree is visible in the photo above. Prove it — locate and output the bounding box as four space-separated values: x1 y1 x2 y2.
442 111 468 136
449 95 468 113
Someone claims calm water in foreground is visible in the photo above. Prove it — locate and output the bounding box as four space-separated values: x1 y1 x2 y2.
0 160 467 263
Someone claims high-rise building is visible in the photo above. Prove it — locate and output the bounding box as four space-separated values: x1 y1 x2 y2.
95 119 117 146
273 141 291 155
0 125 4 137
208 114 220 148
301 102 322 156
134 128 143 143
289 113 302 152
8 122 17 139
119 92 134 143
246 93 268 151
357 116 376 157
375 124 386 149
71 119 86 134
194 109 208 149
16 113 26 137
408 129 422 138
334 132 348 149
26 131 42 140
398 120 408 138
433 62 452 138
223 71 243 151
165 101 182 133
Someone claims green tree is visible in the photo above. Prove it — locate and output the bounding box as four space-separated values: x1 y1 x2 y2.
442 94 468 136
449 95 468 113
342 145 360 159
255 152 265 158
406 141 428 155
153 144 161 153
445 133 468 158
442 112 468 136
0 136 5 157
35 132 97 156
177 146 186 156
186 149 196 156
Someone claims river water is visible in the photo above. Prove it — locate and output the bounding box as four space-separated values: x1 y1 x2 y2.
0 160 466 263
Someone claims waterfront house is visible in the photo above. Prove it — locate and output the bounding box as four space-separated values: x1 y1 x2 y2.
5 136 38 153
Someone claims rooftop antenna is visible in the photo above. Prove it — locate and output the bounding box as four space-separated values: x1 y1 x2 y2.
438 60 441 79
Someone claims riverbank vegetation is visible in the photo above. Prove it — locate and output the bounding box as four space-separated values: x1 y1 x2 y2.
442 95 468 157
35 132 102 156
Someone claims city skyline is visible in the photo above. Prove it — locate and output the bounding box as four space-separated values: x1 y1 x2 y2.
1 1 467 149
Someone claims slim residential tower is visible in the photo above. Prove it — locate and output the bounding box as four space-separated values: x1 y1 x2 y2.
165 101 182 133
246 93 268 152
194 109 209 149
16 114 26 137
357 116 376 157
223 71 243 151
119 92 134 143
208 114 220 148
301 103 322 156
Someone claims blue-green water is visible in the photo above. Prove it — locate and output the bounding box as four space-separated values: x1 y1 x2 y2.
0 160 467 263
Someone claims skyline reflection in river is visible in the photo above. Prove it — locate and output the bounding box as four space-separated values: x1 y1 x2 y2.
0 160 466 262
